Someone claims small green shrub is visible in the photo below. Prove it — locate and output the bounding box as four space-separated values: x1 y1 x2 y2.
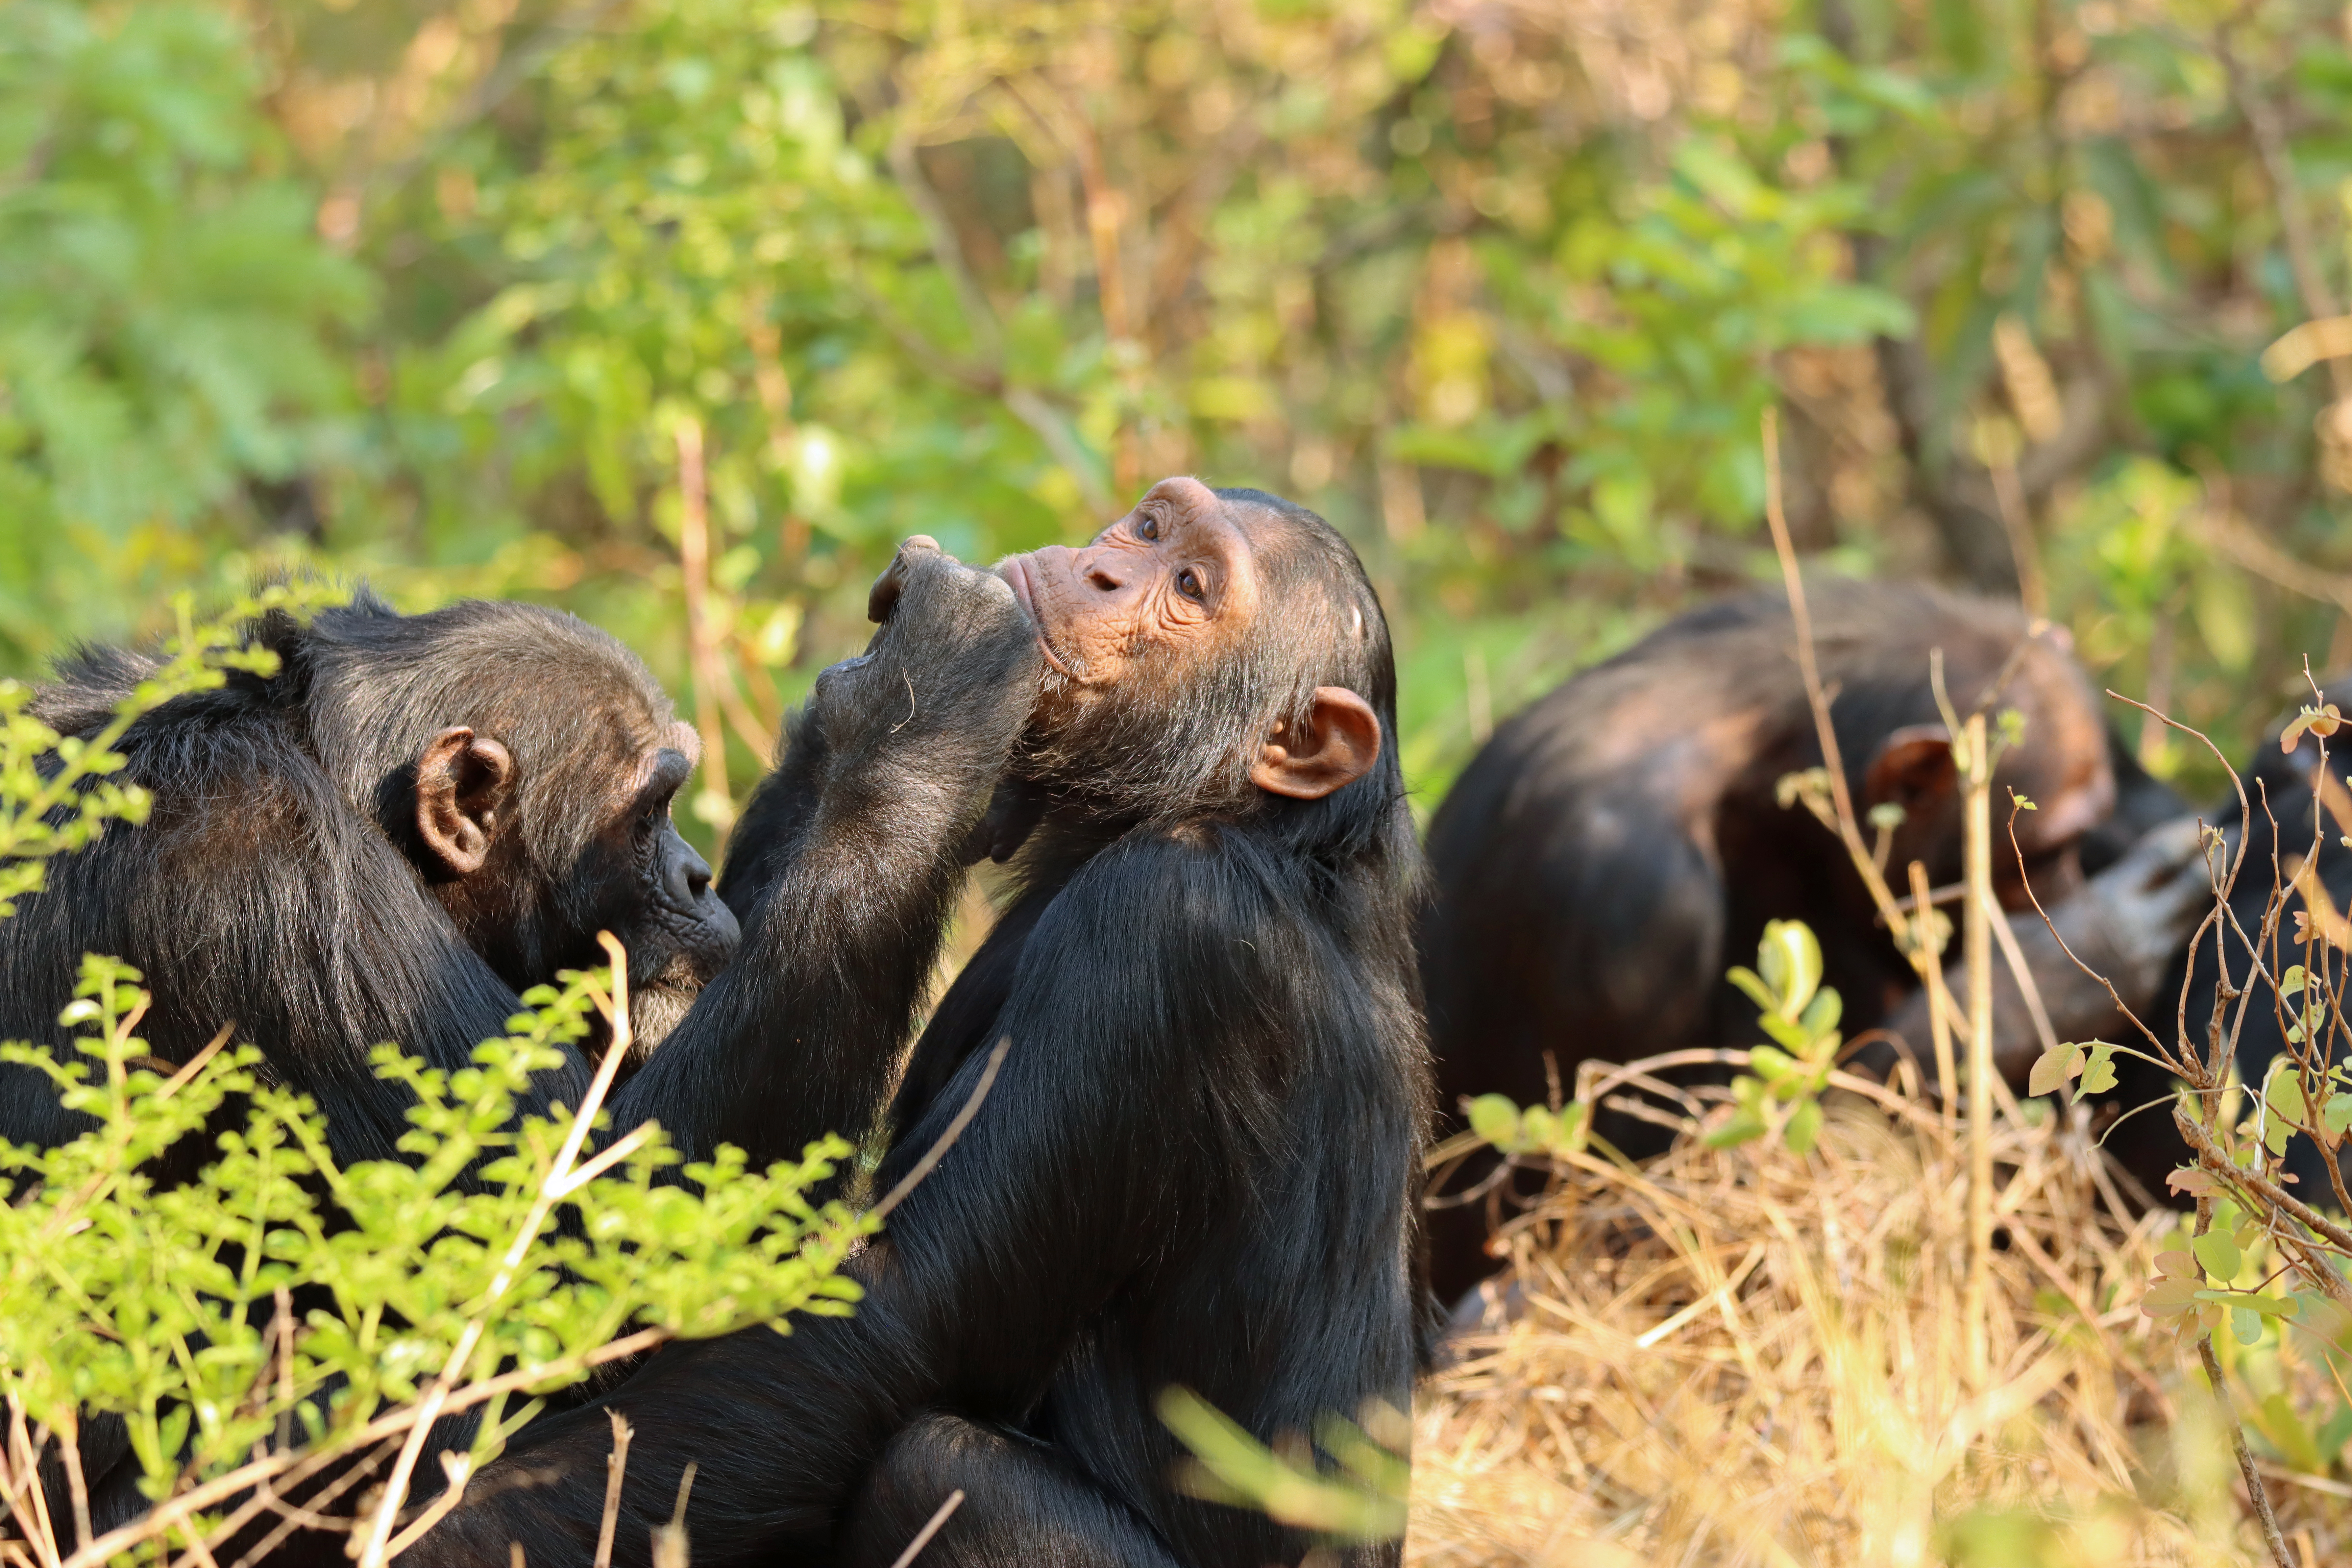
0 591 865 1566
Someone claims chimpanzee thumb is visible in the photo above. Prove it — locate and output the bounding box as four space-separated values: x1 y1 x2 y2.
868 535 942 624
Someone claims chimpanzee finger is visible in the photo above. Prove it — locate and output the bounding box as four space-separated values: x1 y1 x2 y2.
867 535 943 624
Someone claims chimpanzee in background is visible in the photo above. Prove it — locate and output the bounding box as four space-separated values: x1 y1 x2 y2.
410 479 1430 1568
5 570 1042 1540
2081 725 2193 875
2091 677 2352 1205
1417 580 2147 1304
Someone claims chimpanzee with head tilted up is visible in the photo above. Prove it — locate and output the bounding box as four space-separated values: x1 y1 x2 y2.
1417 580 2208 1306
2 564 1046 1541
405 478 1430 1568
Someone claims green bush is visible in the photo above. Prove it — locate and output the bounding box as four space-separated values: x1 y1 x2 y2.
0 595 864 1566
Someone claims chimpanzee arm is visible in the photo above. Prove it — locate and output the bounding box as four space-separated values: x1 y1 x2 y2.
413 833 1271 1568
606 542 1042 1170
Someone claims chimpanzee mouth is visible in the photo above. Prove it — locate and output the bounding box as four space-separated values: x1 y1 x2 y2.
1000 556 1083 681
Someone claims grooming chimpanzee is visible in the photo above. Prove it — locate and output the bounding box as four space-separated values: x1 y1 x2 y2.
3 574 1036 1176
409 479 1429 1568
5 567 1043 1540
2081 726 2195 876
2094 677 2352 1206
1417 580 2187 1304
0 594 733 1167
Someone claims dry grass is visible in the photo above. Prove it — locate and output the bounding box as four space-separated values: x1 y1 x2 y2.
1406 1084 2352 1567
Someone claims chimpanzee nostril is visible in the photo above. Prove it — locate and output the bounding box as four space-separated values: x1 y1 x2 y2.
668 839 714 905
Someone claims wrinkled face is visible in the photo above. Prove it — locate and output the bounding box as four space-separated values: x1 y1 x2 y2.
417 711 740 1058
997 475 1262 733
587 727 741 1053
1859 638 2118 912
991 476 1385 820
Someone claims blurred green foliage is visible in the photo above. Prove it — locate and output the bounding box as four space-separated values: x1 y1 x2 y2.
5 0 2352 837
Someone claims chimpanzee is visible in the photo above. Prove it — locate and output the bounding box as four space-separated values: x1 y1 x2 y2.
406 479 1430 1568
2081 726 2194 875
2094 677 2352 1206
1417 580 2139 1304
2 595 733 1169
1 578 1034 1179
5 569 1043 1540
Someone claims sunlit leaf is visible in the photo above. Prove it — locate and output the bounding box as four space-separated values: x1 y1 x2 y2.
2192 1231 2242 1281
2027 1040 2082 1100
2076 1043 2118 1100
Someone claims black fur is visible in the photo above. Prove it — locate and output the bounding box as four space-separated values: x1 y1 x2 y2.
2102 678 2352 1203
5 563 1038 1547
2080 724 2190 875
1417 580 2120 1304
410 493 1430 1568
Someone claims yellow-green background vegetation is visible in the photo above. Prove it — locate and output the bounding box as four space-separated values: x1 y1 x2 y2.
5 0 2351 848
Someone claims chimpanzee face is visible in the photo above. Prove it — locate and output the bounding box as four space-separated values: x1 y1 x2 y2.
602 733 740 1049
1857 636 2117 911
998 477 1257 704
997 476 1381 805
412 712 740 1053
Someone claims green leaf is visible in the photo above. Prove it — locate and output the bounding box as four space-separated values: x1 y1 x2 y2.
1704 1111 1767 1149
1725 965 1777 1016
2192 1231 2242 1281
1466 1094 1523 1153
1797 988 1841 1038
1159 1388 1407 1543
2027 1040 2083 1100
2324 1094 2352 1137
2267 1070 2306 1156
1784 1097 1823 1155
1551 1100 1591 1157
1755 920 1822 1020
2233 1305 2265 1346
2076 1042 2118 1099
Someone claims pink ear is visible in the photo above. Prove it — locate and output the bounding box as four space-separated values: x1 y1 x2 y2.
1864 724 1956 811
1249 688 1381 801
414 727 517 877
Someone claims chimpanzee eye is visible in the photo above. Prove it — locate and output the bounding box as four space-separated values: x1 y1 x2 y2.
1137 514 1160 541
1176 568 1205 602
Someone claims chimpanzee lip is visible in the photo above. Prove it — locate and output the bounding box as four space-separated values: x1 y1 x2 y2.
1002 556 1082 681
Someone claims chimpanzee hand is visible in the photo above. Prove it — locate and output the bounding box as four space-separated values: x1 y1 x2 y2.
2068 815 2208 999
804 536 1042 784
1875 814 2208 1096
863 534 942 625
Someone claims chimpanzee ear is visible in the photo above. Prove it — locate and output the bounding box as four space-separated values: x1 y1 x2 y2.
1249 687 1382 801
415 726 517 879
1864 723 1957 813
